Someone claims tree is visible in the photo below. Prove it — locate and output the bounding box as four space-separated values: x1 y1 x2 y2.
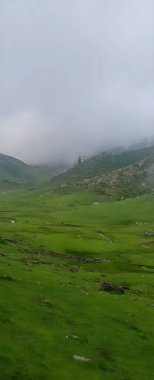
78 156 82 165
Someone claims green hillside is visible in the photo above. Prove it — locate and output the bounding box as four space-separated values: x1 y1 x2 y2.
1 146 154 195
0 153 66 189
49 146 154 198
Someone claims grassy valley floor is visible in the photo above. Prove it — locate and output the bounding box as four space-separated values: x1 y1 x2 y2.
0 190 154 379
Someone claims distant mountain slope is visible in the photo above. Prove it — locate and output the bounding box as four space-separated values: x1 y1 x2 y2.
0 153 41 188
0 153 66 189
49 145 154 197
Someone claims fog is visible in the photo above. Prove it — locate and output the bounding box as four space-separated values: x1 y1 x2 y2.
0 0 154 164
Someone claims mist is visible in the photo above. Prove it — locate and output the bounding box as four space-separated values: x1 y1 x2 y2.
0 0 154 164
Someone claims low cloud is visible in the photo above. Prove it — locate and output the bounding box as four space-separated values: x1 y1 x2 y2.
0 0 154 164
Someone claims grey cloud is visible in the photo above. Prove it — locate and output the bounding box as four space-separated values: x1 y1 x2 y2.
0 0 154 164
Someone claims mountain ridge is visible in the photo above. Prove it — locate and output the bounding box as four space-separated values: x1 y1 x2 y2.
1 145 154 196
48 145 154 198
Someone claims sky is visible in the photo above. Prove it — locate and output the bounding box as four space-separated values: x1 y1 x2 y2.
0 0 154 164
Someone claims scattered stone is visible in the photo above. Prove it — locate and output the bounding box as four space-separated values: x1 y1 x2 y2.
73 355 91 362
31 250 110 264
31 260 48 264
66 334 79 340
69 266 79 273
19 258 49 265
41 299 53 306
140 241 154 248
144 230 154 237
80 257 110 264
100 282 128 294
61 184 67 188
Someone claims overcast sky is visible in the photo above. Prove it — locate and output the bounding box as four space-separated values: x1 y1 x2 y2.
0 0 154 164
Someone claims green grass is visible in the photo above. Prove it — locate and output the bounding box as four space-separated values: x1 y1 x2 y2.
0 189 154 379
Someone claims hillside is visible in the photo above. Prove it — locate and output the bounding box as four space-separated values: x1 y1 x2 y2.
49 145 154 197
1 146 154 195
0 153 65 189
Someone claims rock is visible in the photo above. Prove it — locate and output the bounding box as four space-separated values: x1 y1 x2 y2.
41 299 53 306
140 241 154 248
31 260 48 265
100 282 127 294
66 334 79 340
73 355 91 362
144 230 154 237
10 219 16 224
61 184 67 188
69 266 79 273
19 257 49 265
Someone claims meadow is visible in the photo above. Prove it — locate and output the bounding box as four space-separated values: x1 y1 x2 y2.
0 189 154 380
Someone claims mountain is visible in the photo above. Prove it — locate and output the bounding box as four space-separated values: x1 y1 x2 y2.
0 153 43 189
0 153 67 189
48 145 154 198
1 146 154 196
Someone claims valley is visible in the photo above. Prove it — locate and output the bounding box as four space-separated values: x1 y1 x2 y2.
1 1 154 378
0 187 154 379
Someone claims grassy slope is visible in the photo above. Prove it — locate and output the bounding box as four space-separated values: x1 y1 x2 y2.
0 153 62 189
0 189 154 379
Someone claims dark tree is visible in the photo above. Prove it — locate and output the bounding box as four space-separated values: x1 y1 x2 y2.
78 156 82 165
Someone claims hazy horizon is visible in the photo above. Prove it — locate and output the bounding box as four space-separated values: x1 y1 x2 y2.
1 0 154 164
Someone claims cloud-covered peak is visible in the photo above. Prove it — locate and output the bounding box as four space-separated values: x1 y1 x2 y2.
0 0 154 164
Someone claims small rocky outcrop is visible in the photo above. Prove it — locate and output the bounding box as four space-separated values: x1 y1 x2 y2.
100 282 128 294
